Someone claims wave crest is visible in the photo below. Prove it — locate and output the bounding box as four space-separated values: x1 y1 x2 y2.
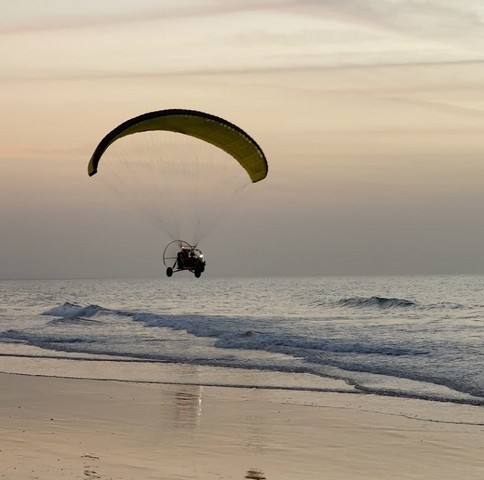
42 302 105 319
338 296 416 308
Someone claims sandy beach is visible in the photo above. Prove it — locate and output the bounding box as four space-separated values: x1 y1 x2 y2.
1 370 483 480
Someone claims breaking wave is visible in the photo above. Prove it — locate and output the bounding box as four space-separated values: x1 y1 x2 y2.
338 296 416 308
42 302 105 319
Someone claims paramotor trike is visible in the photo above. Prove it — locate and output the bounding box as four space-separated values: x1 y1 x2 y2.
163 240 206 278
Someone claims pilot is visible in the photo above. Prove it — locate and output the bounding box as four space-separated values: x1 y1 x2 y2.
177 248 189 269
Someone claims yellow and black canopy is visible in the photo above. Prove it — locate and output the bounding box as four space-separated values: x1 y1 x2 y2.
88 109 268 183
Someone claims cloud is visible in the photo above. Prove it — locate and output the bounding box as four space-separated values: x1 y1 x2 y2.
0 1 287 35
285 0 484 38
2 0 483 100
2 56 484 84
381 95 484 118
2 0 483 39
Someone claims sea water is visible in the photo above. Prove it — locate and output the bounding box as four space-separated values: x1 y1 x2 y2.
1 275 483 423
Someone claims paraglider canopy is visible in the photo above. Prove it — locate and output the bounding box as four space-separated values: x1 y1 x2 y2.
88 109 268 183
87 108 268 249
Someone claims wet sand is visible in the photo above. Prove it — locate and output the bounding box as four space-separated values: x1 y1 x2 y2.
1 371 483 479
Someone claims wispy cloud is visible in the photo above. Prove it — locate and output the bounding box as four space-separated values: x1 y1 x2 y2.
0 1 283 35
381 95 484 118
2 56 484 84
282 0 484 39
2 0 483 39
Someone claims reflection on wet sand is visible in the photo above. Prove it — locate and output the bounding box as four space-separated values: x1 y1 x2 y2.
160 364 204 428
245 469 266 479
174 385 203 428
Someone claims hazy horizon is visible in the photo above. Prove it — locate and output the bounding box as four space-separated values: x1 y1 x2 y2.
2 0 484 279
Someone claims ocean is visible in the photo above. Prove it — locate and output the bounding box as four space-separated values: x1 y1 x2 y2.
1 274 483 423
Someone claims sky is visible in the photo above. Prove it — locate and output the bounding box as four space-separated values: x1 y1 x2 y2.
1 0 484 279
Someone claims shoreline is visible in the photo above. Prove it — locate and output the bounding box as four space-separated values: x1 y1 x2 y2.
1 370 483 479
1 344 483 411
